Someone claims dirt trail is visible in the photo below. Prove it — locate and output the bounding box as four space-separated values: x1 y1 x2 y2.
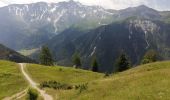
19 63 53 100
3 89 27 100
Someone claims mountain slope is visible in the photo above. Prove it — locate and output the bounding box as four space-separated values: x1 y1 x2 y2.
43 5 170 72
0 1 115 50
0 44 35 63
47 16 170 72
1 1 167 50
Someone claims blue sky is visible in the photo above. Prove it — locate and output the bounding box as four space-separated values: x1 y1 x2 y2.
0 0 170 11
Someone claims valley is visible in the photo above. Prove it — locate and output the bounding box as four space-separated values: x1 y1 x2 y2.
0 44 35 63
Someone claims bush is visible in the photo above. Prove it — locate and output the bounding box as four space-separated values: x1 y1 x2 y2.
27 88 38 100
59 68 63 71
104 72 110 78
141 50 159 64
75 83 88 93
40 81 73 90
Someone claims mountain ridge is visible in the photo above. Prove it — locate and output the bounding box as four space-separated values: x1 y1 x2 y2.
0 44 35 63
46 17 170 72
0 1 168 50
0 1 115 50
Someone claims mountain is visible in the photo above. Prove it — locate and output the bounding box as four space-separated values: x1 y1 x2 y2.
117 5 161 20
1 2 170 72
46 6 170 72
0 1 115 50
0 44 35 63
0 1 169 51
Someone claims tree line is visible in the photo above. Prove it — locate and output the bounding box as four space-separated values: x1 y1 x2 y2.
39 46 159 73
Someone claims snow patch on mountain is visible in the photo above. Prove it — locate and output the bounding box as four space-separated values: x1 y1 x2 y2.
54 10 67 32
81 14 86 18
47 17 51 22
90 47 96 56
50 6 58 13
130 20 158 34
128 19 160 49
5 1 115 33
24 5 29 11
40 9 47 19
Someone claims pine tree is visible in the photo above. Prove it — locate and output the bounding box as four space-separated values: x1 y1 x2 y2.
116 53 130 72
39 46 53 66
72 52 81 68
91 58 98 72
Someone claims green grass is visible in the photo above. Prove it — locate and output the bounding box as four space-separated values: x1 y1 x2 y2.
0 60 27 99
26 61 170 100
66 61 170 100
25 64 104 99
26 64 103 85
1 60 170 100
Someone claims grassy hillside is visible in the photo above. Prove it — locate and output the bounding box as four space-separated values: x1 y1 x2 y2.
25 61 170 100
1 60 170 100
0 61 27 99
26 64 104 84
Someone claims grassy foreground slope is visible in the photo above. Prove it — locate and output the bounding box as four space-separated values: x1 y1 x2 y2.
26 64 103 84
26 61 170 100
0 61 27 99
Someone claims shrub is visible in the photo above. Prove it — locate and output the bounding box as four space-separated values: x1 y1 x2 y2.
27 88 38 100
104 72 110 78
141 49 159 64
40 81 73 90
75 83 88 93
59 68 63 71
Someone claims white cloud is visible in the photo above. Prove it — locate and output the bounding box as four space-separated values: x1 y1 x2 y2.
0 1 7 7
75 0 114 9
0 0 170 11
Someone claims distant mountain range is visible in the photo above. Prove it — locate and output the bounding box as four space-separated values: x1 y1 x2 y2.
0 1 115 50
1 1 170 72
0 44 35 63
